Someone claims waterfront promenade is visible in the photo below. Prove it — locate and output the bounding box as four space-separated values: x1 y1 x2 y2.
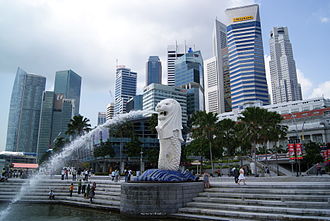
0 175 330 220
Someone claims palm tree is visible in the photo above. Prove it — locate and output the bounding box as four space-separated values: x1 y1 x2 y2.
238 107 286 175
191 111 219 174
216 119 238 157
66 115 92 138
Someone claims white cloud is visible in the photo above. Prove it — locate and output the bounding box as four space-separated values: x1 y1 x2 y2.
296 69 313 98
320 17 329 23
311 81 330 98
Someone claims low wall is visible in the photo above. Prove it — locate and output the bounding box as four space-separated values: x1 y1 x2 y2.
120 182 204 217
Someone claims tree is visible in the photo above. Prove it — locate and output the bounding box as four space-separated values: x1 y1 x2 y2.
94 140 115 158
66 115 92 137
123 137 142 157
238 107 287 174
191 111 219 174
216 119 238 157
303 142 324 168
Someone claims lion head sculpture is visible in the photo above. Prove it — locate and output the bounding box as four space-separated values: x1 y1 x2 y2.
155 98 183 142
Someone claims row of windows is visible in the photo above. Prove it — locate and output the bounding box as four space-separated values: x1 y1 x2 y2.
231 84 268 93
231 93 269 101
227 21 261 31
229 54 264 63
231 88 269 96
227 27 261 36
232 98 269 106
229 62 266 72
227 30 262 41
230 75 266 84
228 49 264 59
230 71 266 80
227 35 258 44
231 79 267 89
229 67 265 76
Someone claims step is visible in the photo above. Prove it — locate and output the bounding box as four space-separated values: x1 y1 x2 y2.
177 207 330 221
205 188 330 195
198 192 330 202
193 197 330 209
185 202 330 216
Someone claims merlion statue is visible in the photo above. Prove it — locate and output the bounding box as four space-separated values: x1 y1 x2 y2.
135 98 196 181
155 98 183 171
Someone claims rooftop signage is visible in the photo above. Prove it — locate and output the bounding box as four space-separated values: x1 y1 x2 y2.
233 16 254 22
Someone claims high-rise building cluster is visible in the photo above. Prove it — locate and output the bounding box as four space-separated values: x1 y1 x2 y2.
5 3 306 160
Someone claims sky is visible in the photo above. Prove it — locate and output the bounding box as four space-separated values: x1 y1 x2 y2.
0 0 329 151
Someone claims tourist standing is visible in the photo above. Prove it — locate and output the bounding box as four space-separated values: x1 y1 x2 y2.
233 167 239 184
89 187 95 203
65 168 69 180
72 169 77 181
85 183 91 199
238 167 246 185
84 170 89 181
316 163 322 176
115 170 119 182
111 171 115 181
124 170 129 182
82 179 87 194
77 179 82 194
203 172 210 188
61 169 65 180
69 183 74 197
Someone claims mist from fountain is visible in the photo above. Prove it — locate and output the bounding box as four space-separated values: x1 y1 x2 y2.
0 110 152 221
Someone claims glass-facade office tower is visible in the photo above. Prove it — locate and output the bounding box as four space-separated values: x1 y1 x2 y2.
269 27 302 104
167 43 194 86
6 67 46 153
54 70 81 115
175 49 204 116
143 83 187 125
205 20 231 114
114 66 137 115
146 56 162 86
226 4 270 109
126 95 143 112
37 92 74 159
97 112 107 125
106 103 114 120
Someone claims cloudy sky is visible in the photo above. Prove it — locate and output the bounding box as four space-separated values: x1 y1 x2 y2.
0 0 329 150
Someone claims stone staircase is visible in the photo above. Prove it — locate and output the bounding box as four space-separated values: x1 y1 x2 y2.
172 183 330 221
0 178 121 211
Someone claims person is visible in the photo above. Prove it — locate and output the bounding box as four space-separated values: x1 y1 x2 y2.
238 167 246 185
128 170 132 182
124 170 129 182
92 182 96 190
111 171 115 181
65 168 69 180
49 190 55 200
316 163 322 176
265 167 270 177
203 172 210 188
115 170 119 182
85 183 91 199
84 170 89 181
77 179 82 194
69 183 74 197
61 169 65 180
233 167 239 184
89 187 95 203
82 179 87 194
72 169 77 181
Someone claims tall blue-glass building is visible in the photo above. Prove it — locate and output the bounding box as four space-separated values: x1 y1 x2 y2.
225 4 270 109
146 56 162 86
114 66 137 115
54 70 81 115
6 67 46 153
175 49 204 115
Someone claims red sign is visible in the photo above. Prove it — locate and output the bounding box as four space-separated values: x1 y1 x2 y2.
288 144 295 160
295 143 303 159
287 143 304 160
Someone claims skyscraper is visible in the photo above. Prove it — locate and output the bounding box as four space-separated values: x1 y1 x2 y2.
54 70 81 115
175 49 204 115
106 103 115 120
98 112 107 125
37 92 75 159
269 27 302 104
143 83 188 125
6 67 46 153
146 56 162 86
114 66 137 115
225 4 270 109
167 43 194 86
204 19 231 114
